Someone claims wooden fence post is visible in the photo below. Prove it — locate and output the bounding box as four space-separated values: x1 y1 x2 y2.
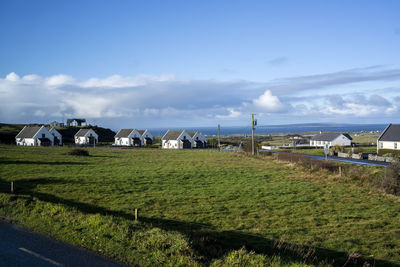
11 181 14 193
135 208 138 221
339 166 342 177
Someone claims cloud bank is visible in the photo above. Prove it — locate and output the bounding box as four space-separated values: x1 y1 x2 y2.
1 66 400 128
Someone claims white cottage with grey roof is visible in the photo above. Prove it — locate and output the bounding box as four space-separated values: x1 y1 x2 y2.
49 127 62 146
114 129 142 146
188 132 207 148
138 130 153 145
74 129 98 146
377 124 400 151
15 125 54 146
162 130 193 149
310 132 352 147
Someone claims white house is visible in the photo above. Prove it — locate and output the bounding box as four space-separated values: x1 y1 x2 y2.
377 124 400 152
15 125 54 146
67 118 86 127
162 130 193 149
138 130 154 145
188 132 207 148
74 129 98 146
114 129 142 146
49 127 62 146
310 132 352 147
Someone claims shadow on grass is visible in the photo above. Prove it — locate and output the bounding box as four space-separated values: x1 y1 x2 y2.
2 178 395 267
0 159 89 165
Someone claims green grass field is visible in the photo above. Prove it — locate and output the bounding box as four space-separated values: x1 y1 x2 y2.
1 145 399 266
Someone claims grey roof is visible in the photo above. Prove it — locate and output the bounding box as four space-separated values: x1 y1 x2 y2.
137 130 146 135
75 128 94 137
311 132 352 141
115 129 135 138
378 124 400 141
15 126 42 139
49 127 61 135
162 130 184 140
188 132 197 138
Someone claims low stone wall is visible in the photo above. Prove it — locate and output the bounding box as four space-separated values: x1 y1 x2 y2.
368 154 398 163
385 157 399 163
337 152 349 158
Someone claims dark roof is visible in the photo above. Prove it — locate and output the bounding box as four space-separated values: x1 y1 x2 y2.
311 132 352 141
162 130 184 140
75 128 94 137
342 133 353 140
137 130 146 135
115 129 135 138
378 124 400 141
15 126 42 138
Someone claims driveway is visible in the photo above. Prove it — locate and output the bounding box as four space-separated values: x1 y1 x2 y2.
0 221 127 267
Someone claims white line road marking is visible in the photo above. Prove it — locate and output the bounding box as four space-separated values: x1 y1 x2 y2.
18 247 64 267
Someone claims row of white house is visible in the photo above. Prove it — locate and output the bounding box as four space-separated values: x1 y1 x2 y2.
114 129 207 149
309 124 400 151
15 126 99 146
16 126 207 149
161 130 207 149
114 129 153 146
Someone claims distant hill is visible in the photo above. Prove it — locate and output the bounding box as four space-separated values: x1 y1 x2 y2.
0 123 116 144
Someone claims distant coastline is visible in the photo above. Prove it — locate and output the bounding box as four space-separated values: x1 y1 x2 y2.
149 123 388 136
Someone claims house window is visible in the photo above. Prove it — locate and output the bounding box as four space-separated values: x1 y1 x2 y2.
380 142 383 149
395 143 398 149
42 134 45 138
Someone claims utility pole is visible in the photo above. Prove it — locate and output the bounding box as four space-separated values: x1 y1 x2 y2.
218 124 221 150
251 114 257 155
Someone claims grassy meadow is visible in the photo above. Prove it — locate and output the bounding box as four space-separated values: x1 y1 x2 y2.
0 145 399 266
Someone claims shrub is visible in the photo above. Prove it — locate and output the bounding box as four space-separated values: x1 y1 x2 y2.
378 149 400 157
259 150 273 157
68 148 89 156
331 145 344 153
380 163 400 195
277 152 338 173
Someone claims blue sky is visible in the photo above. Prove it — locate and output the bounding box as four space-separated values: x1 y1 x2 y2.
1 0 400 128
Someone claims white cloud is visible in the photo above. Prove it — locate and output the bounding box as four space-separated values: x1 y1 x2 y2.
46 74 75 87
252 90 284 112
5 72 20 81
1 67 400 128
216 108 242 119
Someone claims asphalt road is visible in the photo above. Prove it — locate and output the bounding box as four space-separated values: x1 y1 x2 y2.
0 221 127 267
264 150 390 167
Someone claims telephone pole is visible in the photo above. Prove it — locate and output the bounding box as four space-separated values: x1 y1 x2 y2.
251 114 257 155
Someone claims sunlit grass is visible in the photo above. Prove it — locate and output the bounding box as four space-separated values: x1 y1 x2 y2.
0 145 399 266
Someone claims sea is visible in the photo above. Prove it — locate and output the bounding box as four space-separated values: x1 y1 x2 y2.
148 123 388 136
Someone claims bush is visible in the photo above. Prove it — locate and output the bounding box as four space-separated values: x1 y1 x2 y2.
331 145 344 153
259 150 273 157
68 148 89 156
380 162 400 195
277 152 338 173
378 149 400 157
